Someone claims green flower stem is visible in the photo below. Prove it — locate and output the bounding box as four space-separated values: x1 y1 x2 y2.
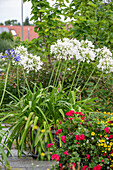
69 62 80 93
61 59 68 88
88 72 103 98
48 61 57 87
22 67 32 94
55 63 62 87
17 66 20 99
0 60 11 107
74 62 84 89
78 66 96 96
82 72 103 107
53 60 61 87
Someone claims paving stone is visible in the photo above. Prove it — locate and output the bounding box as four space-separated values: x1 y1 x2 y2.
0 144 56 170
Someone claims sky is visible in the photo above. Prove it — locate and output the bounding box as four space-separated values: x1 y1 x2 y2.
0 0 33 24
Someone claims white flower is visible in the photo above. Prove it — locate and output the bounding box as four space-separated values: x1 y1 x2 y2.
13 45 43 73
51 38 113 73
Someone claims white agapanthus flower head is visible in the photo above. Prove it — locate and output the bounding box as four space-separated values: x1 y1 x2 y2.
51 38 113 73
51 38 96 63
13 45 43 73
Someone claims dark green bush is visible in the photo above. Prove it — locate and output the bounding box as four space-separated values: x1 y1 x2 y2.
0 31 13 41
0 39 14 53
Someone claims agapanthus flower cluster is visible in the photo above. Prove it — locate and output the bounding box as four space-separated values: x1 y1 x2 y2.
14 46 43 73
51 38 113 73
51 38 96 63
1 49 21 62
96 46 113 73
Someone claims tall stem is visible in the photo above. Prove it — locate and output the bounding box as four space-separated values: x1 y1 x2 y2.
61 59 68 88
53 60 61 87
88 72 103 98
82 72 103 107
0 61 11 107
74 62 84 89
22 67 32 94
17 66 20 99
78 66 96 96
48 61 57 87
69 62 80 93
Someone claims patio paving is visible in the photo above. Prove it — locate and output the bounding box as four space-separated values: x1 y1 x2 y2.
0 149 56 170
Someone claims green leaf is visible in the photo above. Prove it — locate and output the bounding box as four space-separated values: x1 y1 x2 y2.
36 106 48 123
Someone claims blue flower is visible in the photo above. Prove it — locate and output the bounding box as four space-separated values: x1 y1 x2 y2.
2 48 21 62
1 55 6 59
5 49 10 56
15 54 21 62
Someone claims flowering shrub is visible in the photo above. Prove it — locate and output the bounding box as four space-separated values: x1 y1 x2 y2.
49 110 113 170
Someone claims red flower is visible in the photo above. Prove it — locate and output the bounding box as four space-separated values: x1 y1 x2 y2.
51 154 60 161
47 143 53 149
61 136 66 143
60 163 62 168
80 134 85 140
85 154 90 159
104 127 110 134
107 121 112 123
70 162 76 169
64 151 69 155
82 165 90 170
101 160 104 163
75 134 85 140
56 129 62 135
75 135 80 140
93 165 101 170
100 135 102 139
69 117 73 120
75 112 83 116
81 117 85 120
109 135 113 139
66 110 75 116
60 120 62 124
110 150 113 154
103 153 107 156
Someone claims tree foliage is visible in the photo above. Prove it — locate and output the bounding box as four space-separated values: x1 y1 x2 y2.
65 0 113 50
23 17 31 25
5 20 20 26
24 0 113 52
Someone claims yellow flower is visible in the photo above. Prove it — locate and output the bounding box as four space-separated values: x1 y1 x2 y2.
104 144 107 148
47 169 50 170
41 153 45 156
91 132 95 136
110 165 113 168
104 135 107 138
24 116 27 120
110 142 113 146
41 129 45 132
33 125 38 130
100 140 105 143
